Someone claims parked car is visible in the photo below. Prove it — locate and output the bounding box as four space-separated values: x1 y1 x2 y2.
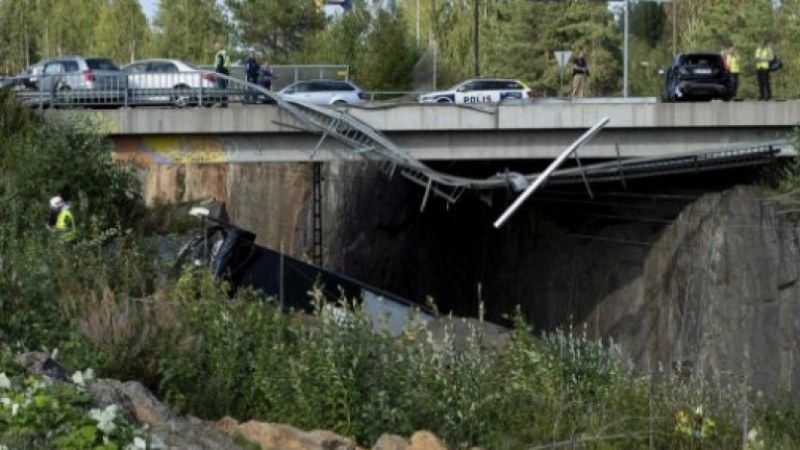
278 79 366 105
661 52 733 102
38 56 127 106
418 78 532 104
123 58 218 107
12 60 47 90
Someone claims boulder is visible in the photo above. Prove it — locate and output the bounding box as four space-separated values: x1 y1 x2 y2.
217 417 361 450
407 431 448 450
371 434 408 450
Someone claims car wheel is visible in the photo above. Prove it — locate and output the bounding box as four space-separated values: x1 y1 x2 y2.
55 84 72 108
333 99 348 105
436 97 452 103
172 84 193 107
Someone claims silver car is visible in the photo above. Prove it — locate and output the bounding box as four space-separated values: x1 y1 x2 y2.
278 79 366 105
123 59 218 107
38 56 127 106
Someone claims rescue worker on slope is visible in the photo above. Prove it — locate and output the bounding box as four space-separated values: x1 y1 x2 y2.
46 195 76 243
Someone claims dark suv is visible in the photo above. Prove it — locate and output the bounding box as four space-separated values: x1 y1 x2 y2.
661 52 733 102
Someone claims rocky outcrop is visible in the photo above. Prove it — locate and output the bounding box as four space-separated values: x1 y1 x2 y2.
17 351 457 450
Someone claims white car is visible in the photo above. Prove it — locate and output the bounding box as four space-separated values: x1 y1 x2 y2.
418 78 532 104
123 59 217 107
278 79 366 105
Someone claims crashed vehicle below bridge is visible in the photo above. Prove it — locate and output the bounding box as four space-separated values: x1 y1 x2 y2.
172 204 433 335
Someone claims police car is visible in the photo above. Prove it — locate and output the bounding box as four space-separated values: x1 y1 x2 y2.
418 78 532 104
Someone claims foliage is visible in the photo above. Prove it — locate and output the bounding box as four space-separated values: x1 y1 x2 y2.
92 0 151 65
0 95 142 234
0 348 153 449
225 0 325 60
150 0 229 65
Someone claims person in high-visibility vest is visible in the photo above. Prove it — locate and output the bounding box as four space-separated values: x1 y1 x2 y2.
46 195 76 243
725 44 740 99
755 40 773 100
213 42 231 107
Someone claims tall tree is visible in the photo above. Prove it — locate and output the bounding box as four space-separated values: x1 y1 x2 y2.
630 1 666 48
0 0 37 74
152 0 229 64
225 0 325 60
44 0 105 56
356 5 417 91
93 0 150 64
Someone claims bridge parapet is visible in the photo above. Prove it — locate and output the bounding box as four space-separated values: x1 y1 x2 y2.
44 100 799 162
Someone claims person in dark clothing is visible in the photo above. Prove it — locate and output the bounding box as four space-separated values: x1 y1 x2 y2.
257 61 274 91
244 51 260 84
256 61 275 103
213 42 230 107
244 51 260 103
571 51 589 98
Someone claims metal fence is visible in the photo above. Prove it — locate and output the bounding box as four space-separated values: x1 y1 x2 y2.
5 70 276 109
200 64 350 91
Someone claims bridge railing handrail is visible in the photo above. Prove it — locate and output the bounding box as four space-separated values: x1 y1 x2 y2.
4 69 284 109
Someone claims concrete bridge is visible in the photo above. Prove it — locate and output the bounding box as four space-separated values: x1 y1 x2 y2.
51 99 798 165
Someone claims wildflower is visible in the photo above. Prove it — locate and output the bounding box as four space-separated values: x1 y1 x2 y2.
11 403 19 416
124 436 148 450
72 368 95 387
89 404 119 435
746 428 765 450
1 397 10 407
0 373 10 390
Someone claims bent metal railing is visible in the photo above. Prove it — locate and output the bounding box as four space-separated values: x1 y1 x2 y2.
5 70 611 212
4 71 782 215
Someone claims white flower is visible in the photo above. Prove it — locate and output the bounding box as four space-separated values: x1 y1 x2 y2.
50 348 59 360
748 428 759 441
72 371 85 387
11 403 19 416
89 404 118 435
124 436 148 450
72 368 95 387
1 397 11 407
694 405 704 416
0 373 10 390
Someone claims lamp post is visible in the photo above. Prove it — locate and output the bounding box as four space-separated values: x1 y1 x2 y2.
622 0 677 97
473 0 480 77
623 0 629 97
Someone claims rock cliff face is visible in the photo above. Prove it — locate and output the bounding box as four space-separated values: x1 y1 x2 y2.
140 162 800 400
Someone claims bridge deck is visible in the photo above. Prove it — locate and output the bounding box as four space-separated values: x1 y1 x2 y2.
48 100 798 162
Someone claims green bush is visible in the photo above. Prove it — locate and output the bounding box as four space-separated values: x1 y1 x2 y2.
0 347 151 449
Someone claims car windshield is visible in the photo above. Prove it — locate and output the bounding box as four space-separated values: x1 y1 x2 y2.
681 54 723 68
86 59 119 71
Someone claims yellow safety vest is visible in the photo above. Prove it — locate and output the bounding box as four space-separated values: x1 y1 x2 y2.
726 54 740 73
755 47 771 70
55 208 76 242
215 49 231 70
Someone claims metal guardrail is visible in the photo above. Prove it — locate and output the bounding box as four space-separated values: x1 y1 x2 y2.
4 70 273 109
199 64 349 92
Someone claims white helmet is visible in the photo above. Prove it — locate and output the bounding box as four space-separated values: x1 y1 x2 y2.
50 196 64 209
